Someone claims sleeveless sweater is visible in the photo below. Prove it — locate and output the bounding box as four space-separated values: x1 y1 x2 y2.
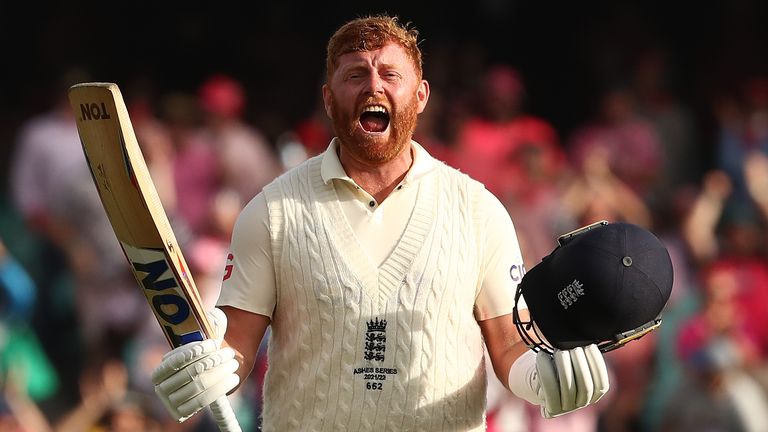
261 155 489 431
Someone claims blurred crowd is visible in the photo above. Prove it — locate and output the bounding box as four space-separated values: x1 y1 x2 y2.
2 43 768 432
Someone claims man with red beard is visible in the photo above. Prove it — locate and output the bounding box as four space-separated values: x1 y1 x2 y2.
151 15 610 431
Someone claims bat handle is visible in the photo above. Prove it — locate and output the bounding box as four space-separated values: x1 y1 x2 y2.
209 395 242 432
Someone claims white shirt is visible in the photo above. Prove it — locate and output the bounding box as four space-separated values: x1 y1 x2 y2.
217 139 526 321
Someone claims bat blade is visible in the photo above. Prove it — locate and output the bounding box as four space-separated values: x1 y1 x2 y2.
69 82 209 345
68 82 240 432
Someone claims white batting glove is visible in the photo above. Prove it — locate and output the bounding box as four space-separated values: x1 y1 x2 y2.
151 308 240 422
508 344 609 418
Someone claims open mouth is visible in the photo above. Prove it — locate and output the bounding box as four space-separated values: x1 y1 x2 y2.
359 105 390 133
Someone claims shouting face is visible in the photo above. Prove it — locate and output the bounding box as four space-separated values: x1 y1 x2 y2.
323 42 429 165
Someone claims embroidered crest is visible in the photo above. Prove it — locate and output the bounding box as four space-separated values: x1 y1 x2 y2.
558 279 585 309
364 317 387 362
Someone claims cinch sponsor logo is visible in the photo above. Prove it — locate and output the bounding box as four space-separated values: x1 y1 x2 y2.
122 243 204 346
509 263 526 282
79 102 111 120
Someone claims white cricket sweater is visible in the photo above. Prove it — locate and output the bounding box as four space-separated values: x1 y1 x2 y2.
260 155 489 431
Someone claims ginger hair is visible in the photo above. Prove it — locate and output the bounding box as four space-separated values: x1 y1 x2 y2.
326 14 423 81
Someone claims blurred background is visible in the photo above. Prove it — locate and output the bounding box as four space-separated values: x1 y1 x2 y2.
1 1 768 431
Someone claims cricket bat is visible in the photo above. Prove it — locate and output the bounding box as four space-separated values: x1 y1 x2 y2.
68 82 241 432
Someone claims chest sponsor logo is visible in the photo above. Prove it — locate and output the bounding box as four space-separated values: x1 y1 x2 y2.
510 262 526 282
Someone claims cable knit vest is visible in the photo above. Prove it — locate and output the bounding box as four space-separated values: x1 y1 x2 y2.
261 155 489 432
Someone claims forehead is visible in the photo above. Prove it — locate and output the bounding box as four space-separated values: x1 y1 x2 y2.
336 42 415 72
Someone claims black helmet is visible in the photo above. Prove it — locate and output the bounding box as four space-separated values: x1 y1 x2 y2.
512 220 673 354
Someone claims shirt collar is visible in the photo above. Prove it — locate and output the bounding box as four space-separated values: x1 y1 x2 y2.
320 138 436 185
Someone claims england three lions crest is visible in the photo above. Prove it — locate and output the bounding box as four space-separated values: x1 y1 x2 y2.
364 317 387 362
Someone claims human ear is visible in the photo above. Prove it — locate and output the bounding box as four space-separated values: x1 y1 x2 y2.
416 80 430 114
321 84 333 118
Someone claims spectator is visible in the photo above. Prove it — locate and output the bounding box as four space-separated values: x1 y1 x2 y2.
177 75 285 304
9 68 151 417
197 73 282 205
630 47 701 210
569 85 663 202
661 260 768 432
714 76 768 201
160 91 220 240
53 360 169 432
558 139 653 229
453 65 566 205
0 237 59 419
413 91 457 167
293 90 334 158
127 83 179 215
504 139 572 268
0 391 52 432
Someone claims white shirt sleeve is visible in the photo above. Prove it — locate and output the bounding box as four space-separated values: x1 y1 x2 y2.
474 190 527 321
216 193 276 318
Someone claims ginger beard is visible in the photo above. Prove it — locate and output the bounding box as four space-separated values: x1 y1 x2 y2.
328 90 419 164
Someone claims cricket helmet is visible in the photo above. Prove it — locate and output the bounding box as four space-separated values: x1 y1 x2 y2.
513 221 673 354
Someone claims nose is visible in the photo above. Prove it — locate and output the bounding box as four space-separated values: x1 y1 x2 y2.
365 73 384 95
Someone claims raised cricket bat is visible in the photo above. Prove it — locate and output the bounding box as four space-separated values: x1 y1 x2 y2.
68 82 241 432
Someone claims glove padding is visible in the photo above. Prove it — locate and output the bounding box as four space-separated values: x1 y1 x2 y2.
151 308 240 422
509 344 609 418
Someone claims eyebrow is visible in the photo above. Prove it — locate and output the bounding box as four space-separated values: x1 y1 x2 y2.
342 61 403 75
340 63 369 73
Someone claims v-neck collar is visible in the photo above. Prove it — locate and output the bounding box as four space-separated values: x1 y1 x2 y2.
312 160 436 306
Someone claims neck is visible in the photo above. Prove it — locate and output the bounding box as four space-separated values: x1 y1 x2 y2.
339 143 413 203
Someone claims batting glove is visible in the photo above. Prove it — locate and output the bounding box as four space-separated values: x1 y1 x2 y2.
508 344 609 418
151 308 240 422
